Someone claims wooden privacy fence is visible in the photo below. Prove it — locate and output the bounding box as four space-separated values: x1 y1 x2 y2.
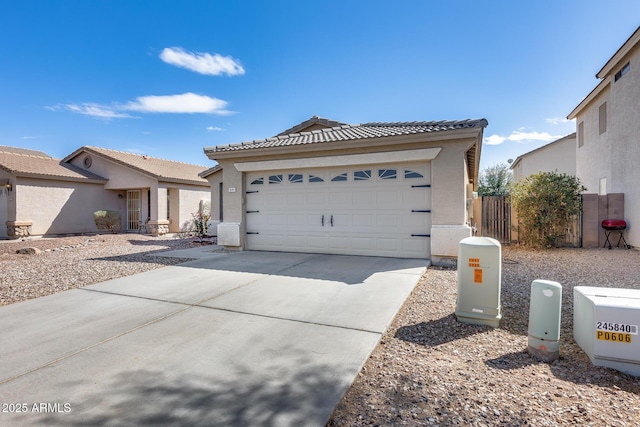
480 196 582 247
481 196 511 243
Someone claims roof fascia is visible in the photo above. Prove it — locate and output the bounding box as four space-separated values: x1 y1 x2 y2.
205 127 484 161
596 26 640 79
15 172 108 184
199 164 222 178
567 77 611 120
158 177 210 187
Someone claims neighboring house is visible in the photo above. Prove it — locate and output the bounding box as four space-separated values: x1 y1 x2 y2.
568 26 640 247
0 145 210 238
509 133 576 182
203 116 488 265
199 164 222 236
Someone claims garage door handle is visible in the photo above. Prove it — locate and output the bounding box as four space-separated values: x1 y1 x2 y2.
321 215 324 226
411 209 431 213
411 184 431 188
330 215 334 227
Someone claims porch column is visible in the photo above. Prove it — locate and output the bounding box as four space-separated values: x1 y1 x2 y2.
147 186 169 235
217 160 244 248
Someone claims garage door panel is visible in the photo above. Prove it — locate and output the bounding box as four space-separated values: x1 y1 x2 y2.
352 191 376 208
328 236 350 250
329 192 351 207
376 191 402 206
245 162 431 258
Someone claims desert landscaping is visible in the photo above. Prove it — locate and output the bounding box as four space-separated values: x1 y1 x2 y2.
2 235 639 426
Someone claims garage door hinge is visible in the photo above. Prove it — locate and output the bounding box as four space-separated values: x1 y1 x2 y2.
246 210 260 213
247 232 259 235
411 209 431 213
411 234 431 238
246 190 259 194
411 184 431 188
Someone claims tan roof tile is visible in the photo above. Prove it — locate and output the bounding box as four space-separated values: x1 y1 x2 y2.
65 146 209 186
0 149 106 182
206 119 488 153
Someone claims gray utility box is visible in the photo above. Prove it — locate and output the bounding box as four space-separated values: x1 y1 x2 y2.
528 280 562 362
574 286 640 377
455 236 502 327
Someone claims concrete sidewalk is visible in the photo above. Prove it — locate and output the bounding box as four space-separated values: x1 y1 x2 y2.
0 250 428 426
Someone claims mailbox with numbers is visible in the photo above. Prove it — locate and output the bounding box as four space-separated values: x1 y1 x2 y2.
574 286 640 377
455 236 502 327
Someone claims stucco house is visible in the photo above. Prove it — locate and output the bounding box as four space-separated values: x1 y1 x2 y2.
203 116 488 265
1 145 210 238
567 25 640 247
509 133 576 181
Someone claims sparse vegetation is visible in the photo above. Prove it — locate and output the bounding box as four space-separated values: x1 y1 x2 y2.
510 171 586 248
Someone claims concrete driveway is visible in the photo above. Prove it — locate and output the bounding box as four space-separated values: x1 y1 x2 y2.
0 249 428 426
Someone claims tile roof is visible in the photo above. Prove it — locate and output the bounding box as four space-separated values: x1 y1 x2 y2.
64 146 210 185
276 115 350 136
0 146 52 158
0 147 107 181
206 119 488 153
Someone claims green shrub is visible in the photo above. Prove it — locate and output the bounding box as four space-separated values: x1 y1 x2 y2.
93 210 122 233
510 172 586 248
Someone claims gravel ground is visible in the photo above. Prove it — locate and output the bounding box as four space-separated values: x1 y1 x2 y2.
0 233 204 305
2 236 639 425
329 246 640 426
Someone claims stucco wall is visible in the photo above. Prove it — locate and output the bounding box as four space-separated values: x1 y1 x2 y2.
68 154 156 189
16 177 123 235
176 186 211 232
576 87 612 195
512 135 577 182
0 188 8 238
576 43 640 246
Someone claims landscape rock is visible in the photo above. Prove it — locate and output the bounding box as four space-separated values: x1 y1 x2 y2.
15 247 41 255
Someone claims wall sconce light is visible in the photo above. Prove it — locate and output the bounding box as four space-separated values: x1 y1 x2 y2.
118 194 124 199
3 180 11 192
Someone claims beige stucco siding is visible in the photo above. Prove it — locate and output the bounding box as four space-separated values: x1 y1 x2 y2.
430 140 468 226
576 87 612 194
0 187 8 238
512 135 577 182
68 154 156 189
575 42 640 246
172 186 211 232
16 177 123 235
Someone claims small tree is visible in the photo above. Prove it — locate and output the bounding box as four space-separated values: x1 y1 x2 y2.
478 163 512 196
510 171 586 248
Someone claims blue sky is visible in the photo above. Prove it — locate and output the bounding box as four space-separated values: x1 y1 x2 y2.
2 1 639 170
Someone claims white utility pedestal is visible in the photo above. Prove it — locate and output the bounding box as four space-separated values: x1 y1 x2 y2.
455 236 502 327
528 280 562 362
574 286 640 377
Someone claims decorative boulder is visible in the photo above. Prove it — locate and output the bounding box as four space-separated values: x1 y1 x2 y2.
93 210 122 233
16 247 41 255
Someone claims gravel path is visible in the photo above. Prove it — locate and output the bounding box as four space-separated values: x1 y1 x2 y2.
2 236 639 425
329 247 640 426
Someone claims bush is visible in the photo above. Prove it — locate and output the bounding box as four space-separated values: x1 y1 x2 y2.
510 172 586 248
93 210 122 233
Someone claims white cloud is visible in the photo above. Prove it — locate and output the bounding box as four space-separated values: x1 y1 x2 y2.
48 93 231 119
484 130 563 146
160 47 245 76
47 103 136 119
123 93 229 114
207 126 225 131
484 134 506 145
545 117 574 125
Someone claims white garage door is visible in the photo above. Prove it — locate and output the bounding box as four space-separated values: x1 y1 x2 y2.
245 162 431 258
